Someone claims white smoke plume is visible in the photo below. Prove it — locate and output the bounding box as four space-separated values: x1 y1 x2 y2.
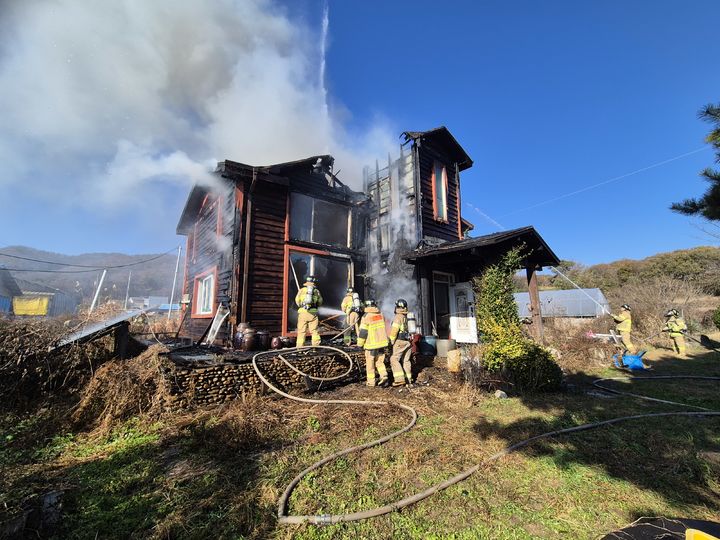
0 0 394 220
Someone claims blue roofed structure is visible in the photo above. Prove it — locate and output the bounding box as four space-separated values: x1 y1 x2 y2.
514 288 609 318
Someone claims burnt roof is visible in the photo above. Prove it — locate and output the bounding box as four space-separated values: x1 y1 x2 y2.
402 127 473 171
0 267 21 297
404 226 560 268
176 155 365 235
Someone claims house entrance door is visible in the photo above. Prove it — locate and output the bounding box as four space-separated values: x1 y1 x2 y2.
432 272 453 338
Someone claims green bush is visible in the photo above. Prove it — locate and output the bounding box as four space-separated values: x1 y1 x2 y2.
500 342 563 392
713 305 720 331
472 245 563 392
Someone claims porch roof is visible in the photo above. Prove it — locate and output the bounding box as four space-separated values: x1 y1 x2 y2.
404 226 560 269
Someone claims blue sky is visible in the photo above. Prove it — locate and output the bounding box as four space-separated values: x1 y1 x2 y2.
324 0 719 265
0 0 718 266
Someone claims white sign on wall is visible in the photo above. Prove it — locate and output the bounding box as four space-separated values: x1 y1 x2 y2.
450 282 478 344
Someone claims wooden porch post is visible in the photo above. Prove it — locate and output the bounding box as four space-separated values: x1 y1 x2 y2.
526 265 543 342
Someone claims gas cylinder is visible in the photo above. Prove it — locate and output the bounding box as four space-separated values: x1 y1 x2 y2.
407 311 418 334
303 284 315 307
352 292 361 309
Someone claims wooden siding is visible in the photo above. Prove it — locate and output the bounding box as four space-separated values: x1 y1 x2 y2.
418 144 462 243
247 181 288 334
180 185 236 342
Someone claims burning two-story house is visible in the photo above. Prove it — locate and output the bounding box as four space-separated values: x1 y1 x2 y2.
175 126 559 344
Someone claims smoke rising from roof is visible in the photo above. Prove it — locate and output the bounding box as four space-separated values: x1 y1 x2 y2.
0 0 393 218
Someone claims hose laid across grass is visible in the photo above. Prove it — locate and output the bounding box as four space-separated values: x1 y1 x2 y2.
252 348 720 526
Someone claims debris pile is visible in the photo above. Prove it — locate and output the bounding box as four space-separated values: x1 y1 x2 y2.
0 319 114 405
71 344 172 432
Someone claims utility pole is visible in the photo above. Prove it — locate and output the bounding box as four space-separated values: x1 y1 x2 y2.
89 269 107 314
168 245 182 320
123 271 132 310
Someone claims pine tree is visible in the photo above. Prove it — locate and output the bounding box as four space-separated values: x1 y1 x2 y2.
671 103 720 221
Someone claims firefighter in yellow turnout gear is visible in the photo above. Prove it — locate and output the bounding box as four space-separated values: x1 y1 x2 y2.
663 308 688 357
356 299 389 387
295 276 323 347
389 298 413 386
611 304 636 354
340 287 362 346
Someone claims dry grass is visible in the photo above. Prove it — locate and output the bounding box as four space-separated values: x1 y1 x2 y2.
71 345 173 433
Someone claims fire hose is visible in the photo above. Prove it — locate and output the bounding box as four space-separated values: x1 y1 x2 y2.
251 347 720 527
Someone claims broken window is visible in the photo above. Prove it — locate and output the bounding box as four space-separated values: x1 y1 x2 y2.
286 251 351 332
432 162 448 222
313 199 349 246
289 193 349 248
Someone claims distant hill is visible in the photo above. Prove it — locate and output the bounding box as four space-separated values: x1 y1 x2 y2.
0 246 183 302
541 246 720 295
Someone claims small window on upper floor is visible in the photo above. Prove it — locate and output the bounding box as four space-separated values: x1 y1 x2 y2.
432 162 448 222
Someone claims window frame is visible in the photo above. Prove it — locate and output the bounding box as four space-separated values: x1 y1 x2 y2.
431 161 449 223
289 192 351 248
191 267 217 318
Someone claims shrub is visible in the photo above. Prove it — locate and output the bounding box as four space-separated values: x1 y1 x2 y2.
500 342 563 392
471 247 563 392
713 305 720 331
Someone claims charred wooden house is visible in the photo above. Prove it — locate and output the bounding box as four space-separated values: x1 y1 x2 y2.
176 126 559 344
176 156 367 343
366 127 559 341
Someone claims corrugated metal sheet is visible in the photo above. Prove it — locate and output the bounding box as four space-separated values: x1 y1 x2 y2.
514 288 609 318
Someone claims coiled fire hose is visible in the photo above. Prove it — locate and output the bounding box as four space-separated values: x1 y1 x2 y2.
252 347 720 526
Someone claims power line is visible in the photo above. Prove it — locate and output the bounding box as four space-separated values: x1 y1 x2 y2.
0 247 178 270
501 146 709 217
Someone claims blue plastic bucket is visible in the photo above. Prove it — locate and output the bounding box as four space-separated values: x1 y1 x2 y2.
419 336 437 355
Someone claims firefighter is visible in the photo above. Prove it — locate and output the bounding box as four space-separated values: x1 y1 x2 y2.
340 287 362 346
389 298 413 386
356 299 389 387
663 308 688 357
295 276 323 347
611 304 636 354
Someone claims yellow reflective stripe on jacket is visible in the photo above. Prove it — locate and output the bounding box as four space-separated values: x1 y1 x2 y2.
389 313 407 341
357 312 389 349
612 312 631 333
295 287 323 313
341 295 352 315
666 317 687 336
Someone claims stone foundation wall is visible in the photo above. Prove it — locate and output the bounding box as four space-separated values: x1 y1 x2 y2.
164 350 365 406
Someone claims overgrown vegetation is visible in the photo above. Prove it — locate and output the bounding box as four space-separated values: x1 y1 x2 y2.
714 305 720 331
533 246 720 296
1 344 718 539
472 247 563 392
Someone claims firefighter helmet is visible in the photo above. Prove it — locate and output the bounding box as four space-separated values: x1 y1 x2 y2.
346 287 354 294
305 275 318 284
364 299 377 308
665 308 679 318
395 298 408 310
621 304 631 311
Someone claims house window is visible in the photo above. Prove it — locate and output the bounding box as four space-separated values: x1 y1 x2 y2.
193 270 215 317
290 193 350 248
432 162 448 222
286 251 351 332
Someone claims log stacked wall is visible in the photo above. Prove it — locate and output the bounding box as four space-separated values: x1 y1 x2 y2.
164 350 365 406
247 181 288 334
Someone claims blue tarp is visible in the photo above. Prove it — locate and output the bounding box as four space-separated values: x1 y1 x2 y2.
0 295 10 313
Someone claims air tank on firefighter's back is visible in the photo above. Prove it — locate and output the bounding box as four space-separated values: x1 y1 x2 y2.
407 311 418 334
